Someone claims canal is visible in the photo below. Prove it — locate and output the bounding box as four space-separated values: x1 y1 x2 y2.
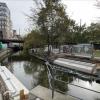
1 54 100 100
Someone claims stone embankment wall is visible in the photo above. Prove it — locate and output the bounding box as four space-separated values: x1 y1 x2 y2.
0 49 12 61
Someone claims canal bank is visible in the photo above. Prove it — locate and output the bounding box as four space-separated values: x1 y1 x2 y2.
0 49 12 61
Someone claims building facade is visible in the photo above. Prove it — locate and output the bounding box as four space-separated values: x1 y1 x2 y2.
0 2 12 39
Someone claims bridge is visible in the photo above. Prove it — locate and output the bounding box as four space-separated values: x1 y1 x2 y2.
0 39 24 51
0 39 24 43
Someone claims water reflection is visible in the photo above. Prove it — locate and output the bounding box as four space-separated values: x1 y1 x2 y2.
68 79 100 100
68 85 99 100
9 61 46 90
52 71 73 92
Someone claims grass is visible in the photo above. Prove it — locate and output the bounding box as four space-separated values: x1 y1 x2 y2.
94 50 100 57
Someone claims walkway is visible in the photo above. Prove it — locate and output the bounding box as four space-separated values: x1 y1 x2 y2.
30 85 79 100
0 94 3 100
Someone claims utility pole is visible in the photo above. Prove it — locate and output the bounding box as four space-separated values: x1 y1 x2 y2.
19 28 20 36
80 19 82 34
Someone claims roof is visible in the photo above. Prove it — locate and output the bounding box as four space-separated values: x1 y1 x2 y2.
53 58 96 74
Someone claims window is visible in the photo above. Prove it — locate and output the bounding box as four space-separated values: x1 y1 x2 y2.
0 31 3 39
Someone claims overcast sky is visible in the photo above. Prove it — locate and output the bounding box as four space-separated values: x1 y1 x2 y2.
0 0 100 36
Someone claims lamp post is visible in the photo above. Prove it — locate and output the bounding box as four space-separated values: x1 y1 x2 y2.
90 41 94 59
47 30 50 57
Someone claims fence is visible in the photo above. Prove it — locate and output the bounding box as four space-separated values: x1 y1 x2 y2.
51 44 93 58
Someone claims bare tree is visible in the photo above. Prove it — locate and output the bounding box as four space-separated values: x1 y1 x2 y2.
94 0 100 9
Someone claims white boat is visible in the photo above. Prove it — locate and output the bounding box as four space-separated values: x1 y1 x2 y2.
0 66 29 100
53 58 96 74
